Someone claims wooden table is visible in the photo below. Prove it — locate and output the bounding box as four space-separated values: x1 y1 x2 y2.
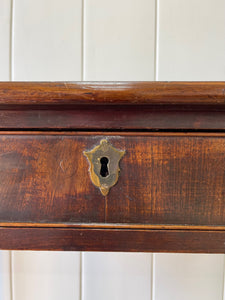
0 81 225 253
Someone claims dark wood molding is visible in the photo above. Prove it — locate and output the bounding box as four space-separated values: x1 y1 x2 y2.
0 81 225 105
0 227 225 253
0 82 225 130
0 82 225 252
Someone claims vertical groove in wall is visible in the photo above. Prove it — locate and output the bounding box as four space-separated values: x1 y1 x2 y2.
81 0 85 298
81 0 84 81
154 0 159 81
10 0 14 81
152 0 158 297
222 255 225 300
81 0 85 81
10 252 14 300
10 0 14 298
80 253 83 300
151 254 155 300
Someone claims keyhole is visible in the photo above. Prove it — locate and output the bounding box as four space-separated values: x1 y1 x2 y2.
100 157 109 177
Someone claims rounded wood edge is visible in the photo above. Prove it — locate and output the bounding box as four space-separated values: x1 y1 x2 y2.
0 81 224 105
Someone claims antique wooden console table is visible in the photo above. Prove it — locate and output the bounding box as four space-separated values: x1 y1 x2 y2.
0 81 225 253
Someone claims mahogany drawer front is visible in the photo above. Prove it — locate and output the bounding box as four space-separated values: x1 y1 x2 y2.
0 132 224 227
1 82 225 252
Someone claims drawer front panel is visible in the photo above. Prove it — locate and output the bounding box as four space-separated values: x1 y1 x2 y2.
0 133 224 226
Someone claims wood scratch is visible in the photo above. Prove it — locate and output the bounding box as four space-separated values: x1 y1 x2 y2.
64 82 69 90
59 160 64 172
0 151 14 157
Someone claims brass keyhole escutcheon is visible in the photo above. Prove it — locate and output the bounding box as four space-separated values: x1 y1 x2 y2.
84 139 125 196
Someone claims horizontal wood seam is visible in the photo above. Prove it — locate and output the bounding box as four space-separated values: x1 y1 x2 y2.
1 131 225 136
1 223 225 231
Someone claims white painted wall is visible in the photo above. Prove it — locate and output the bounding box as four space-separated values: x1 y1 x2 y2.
0 0 225 299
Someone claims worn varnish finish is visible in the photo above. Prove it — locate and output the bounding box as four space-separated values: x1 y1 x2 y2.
0 133 225 227
0 82 225 130
1 105 225 130
0 227 225 253
0 82 225 252
0 81 225 105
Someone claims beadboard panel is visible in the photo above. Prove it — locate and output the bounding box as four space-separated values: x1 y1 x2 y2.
0 252 11 300
83 253 151 300
157 0 225 80
12 252 80 300
82 1 155 299
0 0 11 80
0 2 12 299
1 0 224 300
156 1 225 299
11 1 82 300
153 254 224 300
12 0 82 80
84 0 155 80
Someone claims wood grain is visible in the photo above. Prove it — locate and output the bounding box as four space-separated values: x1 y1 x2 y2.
0 227 225 253
0 222 224 231
1 82 225 252
0 82 225 130
0 82 224 105
0 133 225 227
1 105 225 130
